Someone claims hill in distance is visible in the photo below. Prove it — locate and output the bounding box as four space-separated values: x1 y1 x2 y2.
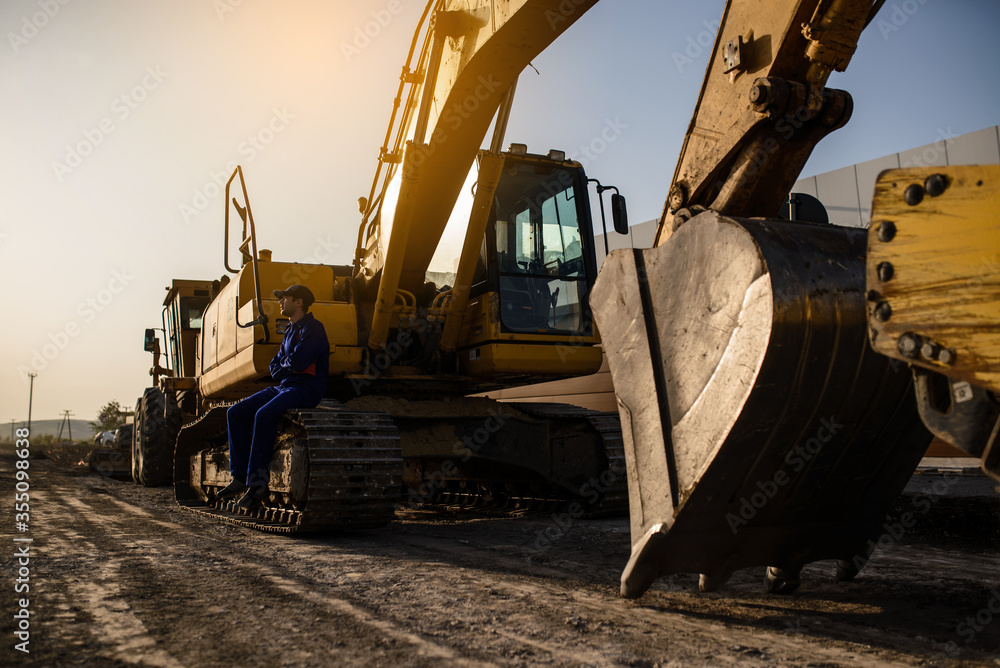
6 419 103 441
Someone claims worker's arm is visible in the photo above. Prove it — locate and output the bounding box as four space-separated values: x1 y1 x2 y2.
271 320 327 378
269 349 290 380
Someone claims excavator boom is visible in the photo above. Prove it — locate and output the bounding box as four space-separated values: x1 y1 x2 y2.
359 0 598 350
656 0 877 243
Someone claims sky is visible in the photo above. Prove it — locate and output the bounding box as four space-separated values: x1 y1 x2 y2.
2 0 998 428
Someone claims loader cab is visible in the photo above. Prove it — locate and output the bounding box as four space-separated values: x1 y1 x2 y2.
160 280 214 379
480 152 605 336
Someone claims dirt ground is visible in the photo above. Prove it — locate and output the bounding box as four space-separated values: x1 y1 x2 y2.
2 449 999 667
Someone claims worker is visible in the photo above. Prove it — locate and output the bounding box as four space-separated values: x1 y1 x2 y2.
217 284 330 509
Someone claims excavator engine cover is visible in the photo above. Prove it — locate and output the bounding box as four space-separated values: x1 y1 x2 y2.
592 212 932 598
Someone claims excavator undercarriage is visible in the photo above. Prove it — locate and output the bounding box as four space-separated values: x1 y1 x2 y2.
175 397 627 532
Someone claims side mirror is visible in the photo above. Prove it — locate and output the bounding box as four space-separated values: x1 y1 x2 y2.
143 328 156 353
611 193 629 235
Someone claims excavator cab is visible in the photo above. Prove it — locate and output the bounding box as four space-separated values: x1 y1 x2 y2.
486 152 599 337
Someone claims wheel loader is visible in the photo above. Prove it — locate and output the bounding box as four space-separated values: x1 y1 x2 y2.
132 279 213 487
134 0 996 594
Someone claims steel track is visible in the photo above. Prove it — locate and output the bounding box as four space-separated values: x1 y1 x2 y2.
413 403 628 518
175 402 403 533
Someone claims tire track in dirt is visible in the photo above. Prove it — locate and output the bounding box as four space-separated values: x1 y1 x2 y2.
26 491 186 667
329 530 919 666
9 457 999 667
79 491 496 666
23 469 503 667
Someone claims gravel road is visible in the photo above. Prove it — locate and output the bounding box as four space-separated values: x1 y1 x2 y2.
2 453 998 667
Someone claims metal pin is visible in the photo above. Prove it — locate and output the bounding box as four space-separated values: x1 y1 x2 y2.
875 301 892 322
877 262 894 282
898 333 918 358
877 221 896 242
924 174 947 197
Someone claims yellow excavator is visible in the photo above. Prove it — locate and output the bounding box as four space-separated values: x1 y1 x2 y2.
135 0 637 532
135 0 997 593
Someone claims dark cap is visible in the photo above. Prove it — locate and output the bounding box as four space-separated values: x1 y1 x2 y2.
274 284 315 308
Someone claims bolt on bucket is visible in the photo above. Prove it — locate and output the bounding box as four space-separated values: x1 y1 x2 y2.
591 212 931 598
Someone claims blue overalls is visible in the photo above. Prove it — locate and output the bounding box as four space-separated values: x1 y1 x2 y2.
226 312 330 487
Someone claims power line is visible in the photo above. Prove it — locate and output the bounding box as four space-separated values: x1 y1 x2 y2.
57 410 74 442
26 372 37 434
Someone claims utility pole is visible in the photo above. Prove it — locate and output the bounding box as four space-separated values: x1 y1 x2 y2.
27 372 37 434
9 419 13 444
57 410 74 443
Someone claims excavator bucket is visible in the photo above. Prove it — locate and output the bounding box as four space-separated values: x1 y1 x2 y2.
591 213 932 598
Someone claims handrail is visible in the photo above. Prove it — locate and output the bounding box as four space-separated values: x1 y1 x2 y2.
224 165 271 345
354 0 441 275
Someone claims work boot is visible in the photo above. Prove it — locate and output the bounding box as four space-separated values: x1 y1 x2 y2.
236 485 268 510
217 479 247 499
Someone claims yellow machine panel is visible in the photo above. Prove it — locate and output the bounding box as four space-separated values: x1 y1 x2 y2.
198 260 363 400
237 261 338 306
461 341 604 377
867 165 1000 392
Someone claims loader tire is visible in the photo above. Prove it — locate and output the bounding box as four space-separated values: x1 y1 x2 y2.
133 387 180 487
114 424 134 451
131 397 142 483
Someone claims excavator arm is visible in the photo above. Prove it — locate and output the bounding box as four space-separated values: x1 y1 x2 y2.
866 165 1000 479
656 0 879 243
590 0 937 598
